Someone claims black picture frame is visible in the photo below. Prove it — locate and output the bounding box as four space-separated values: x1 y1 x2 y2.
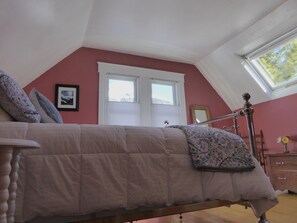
55 84 79 111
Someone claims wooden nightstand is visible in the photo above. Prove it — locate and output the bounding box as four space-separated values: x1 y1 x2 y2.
267 153 297 193
0 138 40 223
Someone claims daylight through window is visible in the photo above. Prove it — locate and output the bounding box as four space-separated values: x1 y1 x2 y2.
151 80 176 105
108 75 137 102
98 62 186 127
244 28 297 91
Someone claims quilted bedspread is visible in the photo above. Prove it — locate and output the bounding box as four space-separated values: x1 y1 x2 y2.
0 122 277 223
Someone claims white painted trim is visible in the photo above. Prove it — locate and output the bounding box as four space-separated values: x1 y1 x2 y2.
196 1 297 109
246 26 297 59
243 26 297 92
98 62 186 126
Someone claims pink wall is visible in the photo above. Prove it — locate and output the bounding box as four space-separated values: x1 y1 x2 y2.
24 47 231 125
24 47 297 154
237 93 297 154
251 94 297 153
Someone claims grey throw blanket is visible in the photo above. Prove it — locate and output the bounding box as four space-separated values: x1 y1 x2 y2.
170 125 255 172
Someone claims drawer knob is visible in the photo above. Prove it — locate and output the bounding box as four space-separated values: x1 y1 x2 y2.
275 162 285 165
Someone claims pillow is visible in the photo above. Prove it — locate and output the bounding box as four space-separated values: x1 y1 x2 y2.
0 70 41 123
29 88 63 123
0 106 15 122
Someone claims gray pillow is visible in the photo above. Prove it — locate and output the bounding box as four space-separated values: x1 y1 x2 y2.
29 88 63 123
0 70 41 123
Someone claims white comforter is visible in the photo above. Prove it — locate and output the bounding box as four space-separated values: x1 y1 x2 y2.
0 122 277 222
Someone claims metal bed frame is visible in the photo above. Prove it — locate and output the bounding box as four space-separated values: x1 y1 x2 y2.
70 93 270 223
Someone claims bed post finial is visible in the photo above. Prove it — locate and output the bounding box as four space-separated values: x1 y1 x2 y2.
242 93 258 160
242 92 251 108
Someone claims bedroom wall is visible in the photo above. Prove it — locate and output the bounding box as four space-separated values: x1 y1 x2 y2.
238 93 297 154
24 47 231 125
254 94 297 153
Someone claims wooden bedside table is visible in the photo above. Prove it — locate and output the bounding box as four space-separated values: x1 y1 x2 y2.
0 138 40 223
267 153 297 193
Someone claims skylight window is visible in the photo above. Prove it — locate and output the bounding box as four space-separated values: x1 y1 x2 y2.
244 28 297 91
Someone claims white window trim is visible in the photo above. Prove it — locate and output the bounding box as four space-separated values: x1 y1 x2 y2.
98 62 186 126
243 26 297 99
247 26 297 60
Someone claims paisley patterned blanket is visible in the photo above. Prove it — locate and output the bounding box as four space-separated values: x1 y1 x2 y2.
170 125 255 172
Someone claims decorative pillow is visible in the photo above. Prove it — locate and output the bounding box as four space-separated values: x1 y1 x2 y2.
29 88 63 123
0 70 41 123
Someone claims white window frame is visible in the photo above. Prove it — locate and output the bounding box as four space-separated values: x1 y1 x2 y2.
243 26 297 97
98 62 186 126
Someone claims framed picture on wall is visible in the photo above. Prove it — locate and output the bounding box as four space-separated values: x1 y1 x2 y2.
190 105 211 127
55 84 79 111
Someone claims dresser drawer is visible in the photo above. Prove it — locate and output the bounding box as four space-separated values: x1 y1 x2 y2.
271 171 297 190
269 156 297 170
267 154 297 192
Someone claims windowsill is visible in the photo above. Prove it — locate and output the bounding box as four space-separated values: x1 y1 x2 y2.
271 83 297 100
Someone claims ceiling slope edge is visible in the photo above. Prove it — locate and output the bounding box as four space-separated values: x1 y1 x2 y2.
0 0 94 88
195 0 297 110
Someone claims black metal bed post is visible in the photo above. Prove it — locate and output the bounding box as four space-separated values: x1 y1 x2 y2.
242 93 258 160
242 93 269 223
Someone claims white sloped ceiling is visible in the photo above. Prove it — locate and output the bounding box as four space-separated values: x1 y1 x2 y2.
0 0 290 108
0 0 93 87
196 0 297 110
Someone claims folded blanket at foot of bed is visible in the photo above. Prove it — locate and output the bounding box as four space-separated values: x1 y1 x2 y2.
170 125 255 172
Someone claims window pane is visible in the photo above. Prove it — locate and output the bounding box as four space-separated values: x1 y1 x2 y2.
108 78 136 102
251 37 297 89
152 82 175 105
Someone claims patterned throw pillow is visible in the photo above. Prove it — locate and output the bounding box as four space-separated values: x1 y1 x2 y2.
0 70 41 123
29 88 63 123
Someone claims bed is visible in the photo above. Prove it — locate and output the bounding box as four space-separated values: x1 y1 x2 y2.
0 93 277 223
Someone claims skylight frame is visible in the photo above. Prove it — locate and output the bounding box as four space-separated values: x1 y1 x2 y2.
244 26 297 91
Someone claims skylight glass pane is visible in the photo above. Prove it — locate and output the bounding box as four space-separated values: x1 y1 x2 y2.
108 77 136 102
151 82 175 105
251 37 297 89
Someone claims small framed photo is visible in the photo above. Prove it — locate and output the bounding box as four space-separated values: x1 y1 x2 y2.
190 105 211 127
55 84 79 111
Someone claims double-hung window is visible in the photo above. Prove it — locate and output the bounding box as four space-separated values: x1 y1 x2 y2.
106 74 140 126
98 62 186 127
243 27 297 95
151 79 180 127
